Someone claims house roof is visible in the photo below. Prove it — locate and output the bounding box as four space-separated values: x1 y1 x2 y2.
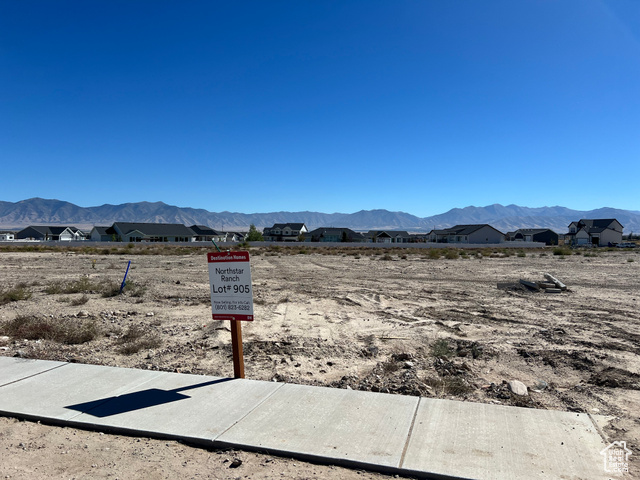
435 224 504 236
189 225 223 235
367 230 411 238
18 226 76 236
92 226 116 235
574 219 623 229
515 228 556 235
566 219 623 234
112 222 195 237
307 228 365 239
268 223 306 230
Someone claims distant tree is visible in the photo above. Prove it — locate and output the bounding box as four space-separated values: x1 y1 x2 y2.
246 224 264 242
341 230 349 243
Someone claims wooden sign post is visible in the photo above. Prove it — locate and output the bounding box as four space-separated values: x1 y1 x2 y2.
207 251 254 378
230 320 244 378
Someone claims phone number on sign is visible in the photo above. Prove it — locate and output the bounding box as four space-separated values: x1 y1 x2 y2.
213 303 251 311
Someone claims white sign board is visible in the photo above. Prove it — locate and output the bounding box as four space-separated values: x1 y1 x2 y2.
207 251 254 321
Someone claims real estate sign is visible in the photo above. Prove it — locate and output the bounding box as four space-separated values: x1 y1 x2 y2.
207 251 254 321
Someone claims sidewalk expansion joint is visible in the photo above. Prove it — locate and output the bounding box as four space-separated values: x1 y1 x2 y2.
213 380 286 441
399 396 421 468
0 361 70 389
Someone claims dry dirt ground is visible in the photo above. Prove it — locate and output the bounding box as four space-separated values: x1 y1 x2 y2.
1 244 639 479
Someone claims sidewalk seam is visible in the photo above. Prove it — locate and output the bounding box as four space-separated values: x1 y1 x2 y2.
399 396 421 468
587 412 609 444
212 381 287 440
0 361 69 389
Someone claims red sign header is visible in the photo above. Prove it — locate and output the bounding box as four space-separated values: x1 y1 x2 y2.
208 251 250 263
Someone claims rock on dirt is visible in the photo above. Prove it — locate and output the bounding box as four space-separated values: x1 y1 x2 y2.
508 380 528 396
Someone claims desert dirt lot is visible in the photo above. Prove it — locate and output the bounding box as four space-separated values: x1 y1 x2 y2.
1 244 639 479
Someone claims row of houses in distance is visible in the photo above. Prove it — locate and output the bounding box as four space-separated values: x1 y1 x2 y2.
262 223 417 243
3 218 625 247
264 220 624 246
12 223 247 243
264 223 557 244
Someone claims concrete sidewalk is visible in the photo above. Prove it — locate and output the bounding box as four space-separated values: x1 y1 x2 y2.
0 357 613 479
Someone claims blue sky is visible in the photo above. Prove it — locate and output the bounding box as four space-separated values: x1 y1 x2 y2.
1 1 639 217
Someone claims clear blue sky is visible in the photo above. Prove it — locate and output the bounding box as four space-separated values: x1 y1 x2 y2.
1 1 639 217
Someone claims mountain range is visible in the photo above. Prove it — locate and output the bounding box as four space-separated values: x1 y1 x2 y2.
1 198 639 234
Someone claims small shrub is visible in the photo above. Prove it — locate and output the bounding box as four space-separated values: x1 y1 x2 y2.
427 249 441 260
431 339 452 358
71 294 89 306
553 247 572 256
101 279 145 298
628 258 635 263
44 283 64 294
382 359 401 373
116 325 162 355
444 249 458 260
381 254 393 261
101 282 122 298
0 285 32 305
517 251 526 258
424 376 472 395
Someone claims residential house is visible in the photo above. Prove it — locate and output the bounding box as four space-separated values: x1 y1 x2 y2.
224 231 246 242
565 219 623 246
189 225 227 242
365 230 412 244
16 226 85 241
0 232 15 241
506 229 558 245
428 225 505 244
110 222 195 243
65 227 86 241
304 227 365 242
263 223 308 242
90 226 117 242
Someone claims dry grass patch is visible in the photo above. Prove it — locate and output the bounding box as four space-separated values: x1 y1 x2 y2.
424 376 473 395
0 284 32 305
115 325 162 355
45 276 105 295
0 315 99 344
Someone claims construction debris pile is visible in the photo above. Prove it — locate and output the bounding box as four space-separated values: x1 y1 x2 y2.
498 273 568 294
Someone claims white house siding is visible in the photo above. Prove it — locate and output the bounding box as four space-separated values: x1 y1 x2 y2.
575 230 590 245
468 226 504 244
59 229 75 241
600 229 622 246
